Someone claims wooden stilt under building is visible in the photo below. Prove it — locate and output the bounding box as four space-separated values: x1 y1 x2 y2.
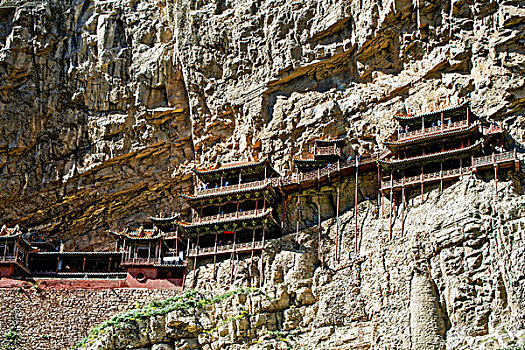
317 190 322 262
296 194 300 245
335 159 341 261
389 173 393 240
354 157 359 253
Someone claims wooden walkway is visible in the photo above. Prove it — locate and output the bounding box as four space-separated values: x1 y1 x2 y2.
188 241 263 258
380 151 518 191
274 157 377 194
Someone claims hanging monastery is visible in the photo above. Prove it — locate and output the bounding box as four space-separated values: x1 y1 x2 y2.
0 102 520 289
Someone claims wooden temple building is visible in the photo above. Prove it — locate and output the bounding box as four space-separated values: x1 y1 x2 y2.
293 138 347 172
0 225 30 278
378 102 519 237
109 226 186 288
174 158 280 284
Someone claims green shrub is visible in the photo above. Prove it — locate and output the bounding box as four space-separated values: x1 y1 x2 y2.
74 287 260 349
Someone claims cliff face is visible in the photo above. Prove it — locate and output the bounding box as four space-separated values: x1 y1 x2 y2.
0 0 523 246
78 177 525 350
1 0 525 349
0 0 193 250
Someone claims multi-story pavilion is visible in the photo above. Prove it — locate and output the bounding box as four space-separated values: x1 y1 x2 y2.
110 226 186 288
378 102 519 196
293 138 346 173
177 157 280 260
0 225 30 277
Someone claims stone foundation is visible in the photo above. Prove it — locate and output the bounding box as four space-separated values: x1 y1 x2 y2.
0 282 180 350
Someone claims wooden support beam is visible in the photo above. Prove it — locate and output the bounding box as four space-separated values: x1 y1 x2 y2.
296 194 300 244
494 164 498 196
230 230 236 285
181 269 186 291
401 169 406 237
229 251 235 285
440 161 443 193
317 190 322 262
281 190 285 230
354 157 359 253
378 164 382 213
192 256 198 288
250 227 255 267
401 185 406 238
336 178 341 261
421 165 424 205
213 232 218 281
392 189 396 237
193 236 199 287
389 173 393 241
261 224 266 287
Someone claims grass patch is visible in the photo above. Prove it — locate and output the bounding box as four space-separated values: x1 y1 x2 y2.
74 287 260 349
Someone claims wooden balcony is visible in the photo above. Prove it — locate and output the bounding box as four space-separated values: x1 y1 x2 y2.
398 120 469 141
0 255 17 263
276 156 376 190
192 179 270 197
472 151 516 167
483 123 505 136
381 167 473 190
380 151 518 191
191 209 268 225
188 241 263 258
121 257 161 266
315 145 341 157
121 256 187 267
296 145 342 161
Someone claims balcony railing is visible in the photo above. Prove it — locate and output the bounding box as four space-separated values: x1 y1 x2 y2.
381 167 474 189
194 179 270 196
483 123 504 135
398 120 468 140
315 145 341 156
189 241 263 257
192 209 267 224
296 146 342 161
0 255 17 263
121 257 160 265
276 156 375 187
472 151 516 166
380 151 517 190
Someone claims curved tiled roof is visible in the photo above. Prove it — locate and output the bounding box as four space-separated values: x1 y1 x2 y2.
394 101 469 121
149 214 181 223
384 121 480 147
109 227 163 240
0 225 22 238
379 140 482 167
193 157 268 175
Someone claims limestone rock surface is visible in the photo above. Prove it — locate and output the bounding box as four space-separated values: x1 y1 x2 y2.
0 0 524 349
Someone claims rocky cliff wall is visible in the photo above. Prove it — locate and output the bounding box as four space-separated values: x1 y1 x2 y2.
78 176 525 350
1 0 525 349
0 0 193 250
1 0 524 248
